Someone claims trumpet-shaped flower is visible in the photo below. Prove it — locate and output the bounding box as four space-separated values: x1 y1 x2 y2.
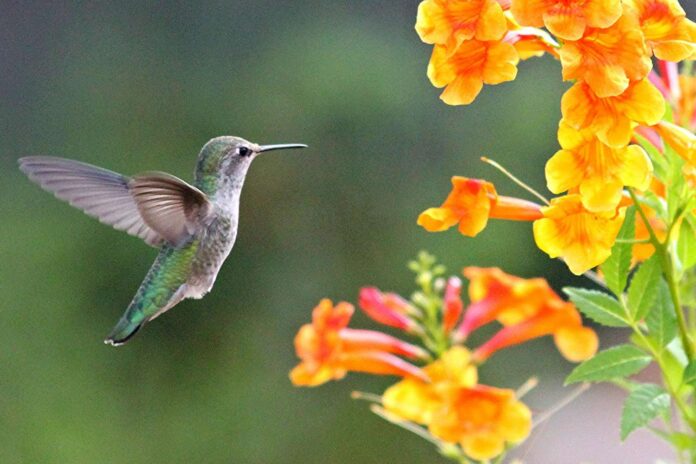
559 11 652 98
384 347 531 461
626 0 696 61
474 299 598 362
359 287 422 334
546 122 653 212
533 194 627 274
561 79 665 148
428 385 532 460
428 40 519 105
511 0 622 41
443 277 464 333
416 0 508 46
455 267 556 339
418 177 543 236
290 299 428 386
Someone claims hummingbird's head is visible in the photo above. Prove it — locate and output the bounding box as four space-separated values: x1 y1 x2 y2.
195 136 307 186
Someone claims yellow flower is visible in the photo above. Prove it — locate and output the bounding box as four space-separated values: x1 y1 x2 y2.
511 0 622 41
561 79 665 148
546 121 653 212
418 177 543 236
429 385 532 461
559 10 652 98
416 0 508 46
428 39 519 105
626 0 696 61
383 346 478 424
533 194 627 275
383 347 531 461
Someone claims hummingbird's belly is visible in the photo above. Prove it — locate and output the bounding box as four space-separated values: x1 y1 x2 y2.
186 217 237 299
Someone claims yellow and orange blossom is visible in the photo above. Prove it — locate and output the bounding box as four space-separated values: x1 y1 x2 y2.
559 10 652 98
290 299 428 386
511 0 622 41
626 0 696 61
474 298 599 362
546 121 653 212
561 79 665 148
456 267 555 339
533 194 627 275
383 347 531 461
428 39 519 105
416 0 508 46
418 177 542 236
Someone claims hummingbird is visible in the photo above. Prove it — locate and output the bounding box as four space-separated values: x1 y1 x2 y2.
19 136 307 346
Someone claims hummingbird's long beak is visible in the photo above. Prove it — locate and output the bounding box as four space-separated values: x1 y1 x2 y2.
258 143 308 153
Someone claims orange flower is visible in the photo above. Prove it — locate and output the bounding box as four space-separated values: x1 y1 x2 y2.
473 298 598 362
511 0 622 41
546 121 653 212
418 177 543 236
428 39 519 105
455 267 555 340
290 299 428 386
359 287 422 334
416 0 508 46
443 277 464 333
384 347 531 461
561 79 665 148
533 194 627 274
559 11 652 98
429 385 532 460
383 347 478 423
626 0 696 61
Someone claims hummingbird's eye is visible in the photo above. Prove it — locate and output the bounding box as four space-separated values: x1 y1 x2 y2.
236 146 252 157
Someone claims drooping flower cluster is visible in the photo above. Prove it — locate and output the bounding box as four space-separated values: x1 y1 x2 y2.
416 0 696 275
290 254 597 461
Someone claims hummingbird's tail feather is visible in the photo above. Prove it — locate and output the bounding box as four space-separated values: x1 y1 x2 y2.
104 318 144 346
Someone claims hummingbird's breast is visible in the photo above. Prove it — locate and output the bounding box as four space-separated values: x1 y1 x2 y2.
186 212 238 298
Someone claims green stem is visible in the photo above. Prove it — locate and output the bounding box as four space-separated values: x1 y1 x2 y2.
628 188 693 361
631 322 696 431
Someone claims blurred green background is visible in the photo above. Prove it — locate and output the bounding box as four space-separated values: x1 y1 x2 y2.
3 2 694 463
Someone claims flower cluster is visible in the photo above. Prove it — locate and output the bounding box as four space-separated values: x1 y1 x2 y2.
416 0 696 275
290 253 597 462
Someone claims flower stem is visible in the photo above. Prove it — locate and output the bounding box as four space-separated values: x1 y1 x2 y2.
480 157 550 205
628 188 692 361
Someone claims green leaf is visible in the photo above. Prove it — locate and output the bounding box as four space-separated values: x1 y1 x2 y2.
646 280 677 350
564 287 629 327
634 134 669 180
566 344 652 384
677 217 696 271
602 207 635 296
627 256 662 321
620 384 670 440
683 360 696 389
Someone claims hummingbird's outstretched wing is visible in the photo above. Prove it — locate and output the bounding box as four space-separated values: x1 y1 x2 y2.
19 157 213 247
129 172 213 246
